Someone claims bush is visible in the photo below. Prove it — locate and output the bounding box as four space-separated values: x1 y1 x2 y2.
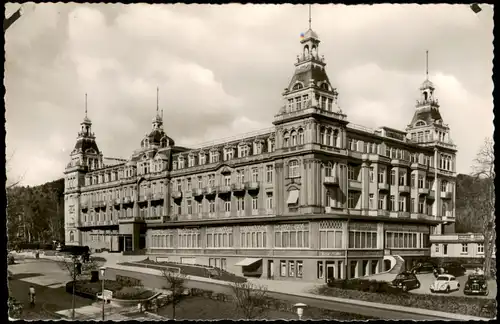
114 287 154 300
8 254 15 265
327 278 403 295
116 275 143 287
8 297 23 319
314 285 496 318
66 280 124 299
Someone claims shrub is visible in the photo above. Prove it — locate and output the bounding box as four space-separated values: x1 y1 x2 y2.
66 280 124 299
114 287 154 300
8 254 15 265
314 285 496 318
116 275 143 287
8 297 23 319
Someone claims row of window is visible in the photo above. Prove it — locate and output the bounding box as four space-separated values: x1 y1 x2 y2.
172 166 274 191
173 139 276 170
274 230 310 248
385 232 429 249
81 183 164 204
240 231 267 248
279 260 303 278
206 233 233 248
174 194 273 215
435 243 485 255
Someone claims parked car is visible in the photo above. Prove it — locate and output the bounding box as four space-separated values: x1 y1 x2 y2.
391 271 421 292
440 262 466 277
464 274 489 296
430 274 460 293
410 261 438 274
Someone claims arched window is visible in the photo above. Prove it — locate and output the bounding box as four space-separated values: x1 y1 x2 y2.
325 163 332 177
303 45 310 57
320 127 325 145
289 160 300 178
311 45 317 57
69 231 74 242
332 130 338 147
441 202 447 217
291 130 297 146
321 83 328 90
326 129 331 146
293 83 303 90
283 131 290 147
423 91 428 101
415 121 426 127
298 128 304 145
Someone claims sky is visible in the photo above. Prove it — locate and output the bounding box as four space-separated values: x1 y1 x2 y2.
5 3 494 186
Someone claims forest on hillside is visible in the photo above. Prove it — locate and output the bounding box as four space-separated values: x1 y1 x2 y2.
7 178 65 248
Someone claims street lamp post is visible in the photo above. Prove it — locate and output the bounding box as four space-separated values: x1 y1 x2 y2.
293 303 308 320
100 267 106 321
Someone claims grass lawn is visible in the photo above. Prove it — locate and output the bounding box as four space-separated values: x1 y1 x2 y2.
155 296 375 320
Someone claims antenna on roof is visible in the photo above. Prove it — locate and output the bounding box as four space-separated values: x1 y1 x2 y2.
156 86 159 115
309 4 312 30
426 50 429 80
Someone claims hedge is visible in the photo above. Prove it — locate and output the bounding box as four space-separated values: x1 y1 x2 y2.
65 280 124 300
327 278 405 294
113 287 155 300
314 285 496 319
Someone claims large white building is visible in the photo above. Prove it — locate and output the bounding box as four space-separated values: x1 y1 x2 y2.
64 17 458 283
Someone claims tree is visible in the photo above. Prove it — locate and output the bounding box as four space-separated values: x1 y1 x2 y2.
231 281 269 320
58 255 100 320
467 138 495 278
160 269 186 319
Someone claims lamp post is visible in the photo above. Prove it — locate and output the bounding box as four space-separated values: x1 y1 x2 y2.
293 303 307 320
100 267 106 321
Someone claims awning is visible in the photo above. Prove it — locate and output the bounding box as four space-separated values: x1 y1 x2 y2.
286 190 300 205
235 258 262 267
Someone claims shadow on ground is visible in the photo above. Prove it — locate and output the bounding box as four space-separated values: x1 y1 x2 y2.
12 273 44 280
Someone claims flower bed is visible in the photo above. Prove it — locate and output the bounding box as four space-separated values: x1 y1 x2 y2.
314 285 496 319
120 259 247 284
114 287 155 300
65 280 124 299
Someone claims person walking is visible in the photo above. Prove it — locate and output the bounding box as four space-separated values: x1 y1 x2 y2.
28 286 36 308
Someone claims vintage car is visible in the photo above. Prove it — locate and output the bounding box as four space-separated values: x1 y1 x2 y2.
440 262 466 277
410 261 438 274
391 271 421 292
430 274 460 293
464 274 489 296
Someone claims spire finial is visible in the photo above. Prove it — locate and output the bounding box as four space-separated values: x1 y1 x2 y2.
161 109 164 121
426 50 429 80
85 93 88 117
308 4 312 30
156 86 159 115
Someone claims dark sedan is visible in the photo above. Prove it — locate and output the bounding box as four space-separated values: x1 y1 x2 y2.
464 274 489 296
410 261 438 274
441 262 466 277
391 272 421 292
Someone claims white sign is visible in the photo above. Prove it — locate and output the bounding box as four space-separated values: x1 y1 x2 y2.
103 289 113 301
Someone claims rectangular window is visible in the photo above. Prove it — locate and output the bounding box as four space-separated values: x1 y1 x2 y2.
435 244 440 253
390 195 395 211
288 261 295 277
410 198 415 213
252 168 259 182
369 194 374 209
443 244 448 255
461 243 468 254
266 193 273 209
275 232 281 248
418 176 424 189
390 170 396 185
347 166 355 180
378 169 385 183
399 197 405 212
252 197 258 210
317 261 324 279
378 195 384 209
266 165 273 183
280 260 287 277
297 261 303 278
224 200 231 212
369 167 374 183
187 200 192 214
399 172 406 186
348 192 355 209
411 174 416 188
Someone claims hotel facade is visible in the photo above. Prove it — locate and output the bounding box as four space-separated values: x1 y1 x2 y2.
64 25 458 283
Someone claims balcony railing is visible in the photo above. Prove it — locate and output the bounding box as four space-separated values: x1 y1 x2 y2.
441 191 452 199
324 176 339 186
192 188 205 197
377 210 390 217
348 179 362 190
138 195 148 202
172 191 183 199
428 190 436 200
114 198 122 206
398 211 410 219
205 186 217 196
418 188 429 195
233 183 246 192
398 185 410 193
123 196 131 204
219 185 233 194
152 193 164 201
378 183 389 191
80 202 88 209
246 181 260 191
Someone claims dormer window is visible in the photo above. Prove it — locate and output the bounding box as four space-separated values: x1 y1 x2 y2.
224 147 234 161
254 142 262 155
178 157 185 169
188 155 195 167
239 145 249 158
199 152 206 165
321 83 328 90
415 120 426 127
293 83 303 90
210 151 220 163
268 138 275 152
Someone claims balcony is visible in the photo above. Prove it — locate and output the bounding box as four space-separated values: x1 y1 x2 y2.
324 176 339 186
398 211 410 219
391 159 411 167
378 183 389 191
428 190 436 200
418 188 429 195
348 179 362 191
246 181 260 191
411 163 428 170
172 191 183 199
80 201 88 209
205 186 217 196
152 193 164 201
266 209 274 215
114 198 122 206
377 210 390 217
398 185 410 194
138 195 148 203
233 183 246 193
441 191 452 199
192 188 205 197
219 185 233 194
123 196 131 204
